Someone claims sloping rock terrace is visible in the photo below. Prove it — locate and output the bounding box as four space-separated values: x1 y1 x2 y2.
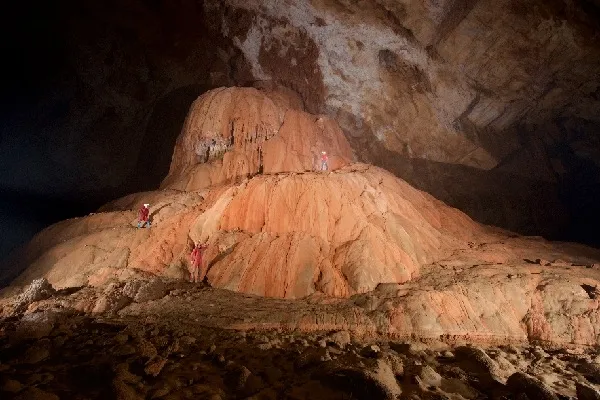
2 87 600 350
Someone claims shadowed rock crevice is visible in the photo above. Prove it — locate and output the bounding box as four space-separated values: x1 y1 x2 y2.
127 84 212 193
581 284 598 299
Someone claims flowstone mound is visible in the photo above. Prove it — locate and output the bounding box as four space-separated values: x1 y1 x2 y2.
1 87 482 299
162 86 354 191
2 163 483 300
3 86 600 348
190 164 482 298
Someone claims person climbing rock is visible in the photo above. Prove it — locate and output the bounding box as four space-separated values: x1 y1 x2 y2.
137 204 151 228
189 241 209 283
321 151 329 171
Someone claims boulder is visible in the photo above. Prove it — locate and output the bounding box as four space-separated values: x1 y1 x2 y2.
13 311 58 342
321 358 402 400
415 365 442 389
576 382 600 400
327 330 351 348
576 362 600 384
133 278 168 303
12 278 55 313
506 372 559 400
455 346 503 380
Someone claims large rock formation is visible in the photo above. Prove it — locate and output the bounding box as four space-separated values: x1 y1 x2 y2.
3 87 600 348
2 0 600 259
3 88 482 299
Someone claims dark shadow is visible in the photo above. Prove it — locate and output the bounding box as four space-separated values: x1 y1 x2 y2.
0 190 94 257
205 242 238 280
0 84 212 270
0 82 208 283
556 149 600 249
581 284 597 299
362 135 568 238
55 286 85 296
127 84 212 192
347 114 600 248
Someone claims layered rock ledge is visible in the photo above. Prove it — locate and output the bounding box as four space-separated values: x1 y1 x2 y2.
2 87 600 348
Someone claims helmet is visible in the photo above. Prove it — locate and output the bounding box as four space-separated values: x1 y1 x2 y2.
144 203 149 207
322 151 327 154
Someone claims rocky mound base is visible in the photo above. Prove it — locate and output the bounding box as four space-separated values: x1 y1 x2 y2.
1 278 600 400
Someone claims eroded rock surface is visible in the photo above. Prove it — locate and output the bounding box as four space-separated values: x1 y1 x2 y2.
2 87 600 349
1 281 600 399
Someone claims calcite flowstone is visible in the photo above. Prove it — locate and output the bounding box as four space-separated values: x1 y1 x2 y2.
162 87 354 191
2 87 480 299
3 86 600 347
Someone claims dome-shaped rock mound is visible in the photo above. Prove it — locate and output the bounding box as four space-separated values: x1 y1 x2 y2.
187 164 484 298
4 86 600 347
1 87 486 299
162 86 354 191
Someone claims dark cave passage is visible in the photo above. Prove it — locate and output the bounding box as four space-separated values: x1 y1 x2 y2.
128 84 212 193
0 85 209 260
0 0 222 260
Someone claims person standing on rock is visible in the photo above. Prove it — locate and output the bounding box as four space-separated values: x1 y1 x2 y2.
137 203 151 228
321 151 329 171
189 241 208 283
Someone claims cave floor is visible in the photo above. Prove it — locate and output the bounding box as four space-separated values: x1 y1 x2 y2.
1 233 600 399
1 304 600 400
1 277 600 399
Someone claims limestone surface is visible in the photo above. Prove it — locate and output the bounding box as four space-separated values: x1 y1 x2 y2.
2 87 600 349
162 87 354 191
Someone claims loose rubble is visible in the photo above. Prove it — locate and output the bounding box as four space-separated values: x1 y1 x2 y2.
1 279 599 399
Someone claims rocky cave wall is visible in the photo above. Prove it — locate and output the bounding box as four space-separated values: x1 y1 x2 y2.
1 0 600 256
209 0 600 242
0 0 248 255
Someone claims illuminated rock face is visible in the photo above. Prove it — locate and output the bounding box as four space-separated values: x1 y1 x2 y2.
3 87 481 299
162 87 354 191
198 165 481 298
4 87 600 347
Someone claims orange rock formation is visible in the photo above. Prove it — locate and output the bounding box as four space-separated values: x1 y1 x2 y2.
162 87 353 191
3 87 600 347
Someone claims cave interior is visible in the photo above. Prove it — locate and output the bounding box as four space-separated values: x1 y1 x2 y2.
1 0 600 258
